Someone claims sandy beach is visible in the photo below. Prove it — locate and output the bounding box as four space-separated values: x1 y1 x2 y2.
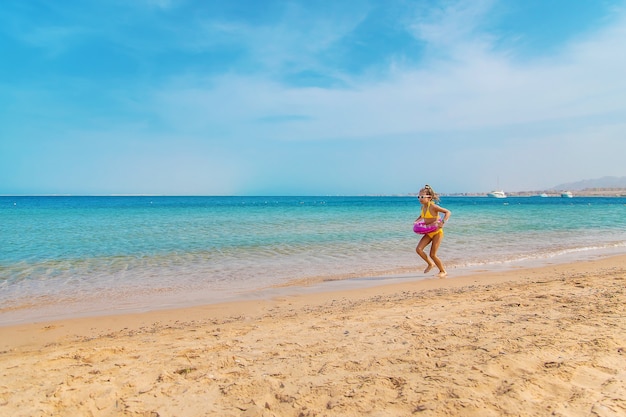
1 256 624 417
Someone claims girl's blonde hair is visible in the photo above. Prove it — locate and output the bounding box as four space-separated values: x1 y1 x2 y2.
419 184 440 202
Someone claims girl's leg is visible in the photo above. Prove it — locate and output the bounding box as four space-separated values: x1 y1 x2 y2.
429 233 447 277
416 235 435 273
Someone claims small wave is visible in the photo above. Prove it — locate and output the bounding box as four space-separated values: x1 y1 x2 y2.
446 241 626 270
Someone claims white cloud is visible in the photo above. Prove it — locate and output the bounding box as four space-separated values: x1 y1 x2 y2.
409 0 496 50
128 1 626 193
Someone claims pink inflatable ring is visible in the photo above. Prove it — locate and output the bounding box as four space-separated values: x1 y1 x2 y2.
413 220 440 234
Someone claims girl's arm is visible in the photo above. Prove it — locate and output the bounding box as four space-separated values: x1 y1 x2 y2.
432 204 451 224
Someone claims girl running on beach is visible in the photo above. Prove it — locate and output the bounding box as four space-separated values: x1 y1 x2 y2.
415 184 451 278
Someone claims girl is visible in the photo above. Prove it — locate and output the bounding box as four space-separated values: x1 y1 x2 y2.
415 184 451 277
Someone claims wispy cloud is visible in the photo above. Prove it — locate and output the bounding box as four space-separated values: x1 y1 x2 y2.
409 0 496 51
146 2 626 140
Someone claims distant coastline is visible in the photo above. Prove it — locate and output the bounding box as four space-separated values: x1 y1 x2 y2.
3 188 626 198
441 188 626 197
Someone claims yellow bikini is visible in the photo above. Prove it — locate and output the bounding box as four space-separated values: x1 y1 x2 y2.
421 201 443 238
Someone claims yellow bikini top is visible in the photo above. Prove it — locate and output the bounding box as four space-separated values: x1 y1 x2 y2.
421 201 436 219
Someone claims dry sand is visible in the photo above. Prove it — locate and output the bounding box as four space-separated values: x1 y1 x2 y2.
1 255 625 416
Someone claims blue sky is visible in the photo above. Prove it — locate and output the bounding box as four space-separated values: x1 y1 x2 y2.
1 0 625 195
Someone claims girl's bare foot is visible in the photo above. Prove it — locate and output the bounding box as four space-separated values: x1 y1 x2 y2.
437 271 447 278
424 263 435 273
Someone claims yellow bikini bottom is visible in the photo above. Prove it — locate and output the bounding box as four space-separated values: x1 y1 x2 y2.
427 228 444 239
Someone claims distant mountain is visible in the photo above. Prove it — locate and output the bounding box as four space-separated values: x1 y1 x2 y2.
550 176 626 191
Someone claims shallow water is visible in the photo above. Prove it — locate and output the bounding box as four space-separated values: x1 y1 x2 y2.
1 195 625 324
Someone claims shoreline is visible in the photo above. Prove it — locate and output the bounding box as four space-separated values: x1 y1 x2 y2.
1 255 625 415
2 246 624 328
2 254 624 348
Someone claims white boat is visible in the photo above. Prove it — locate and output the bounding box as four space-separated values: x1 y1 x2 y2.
561 191 573 198
488 190 507 198
539 193 548 197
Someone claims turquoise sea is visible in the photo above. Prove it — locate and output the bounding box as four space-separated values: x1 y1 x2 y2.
1 195 625 325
